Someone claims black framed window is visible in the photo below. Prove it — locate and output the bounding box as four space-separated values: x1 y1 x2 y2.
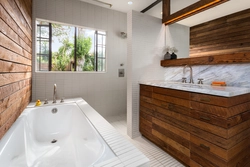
36 20 106 72
36 21 50 71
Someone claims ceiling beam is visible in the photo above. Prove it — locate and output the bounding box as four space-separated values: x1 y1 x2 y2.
162 0 170 22
162 0 229 25
141 0 162 13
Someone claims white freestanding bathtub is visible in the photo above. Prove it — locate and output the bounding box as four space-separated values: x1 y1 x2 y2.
0 101 115 167
0 98 150 167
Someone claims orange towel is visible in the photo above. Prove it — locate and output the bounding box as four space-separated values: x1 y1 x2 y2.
211 81 226 86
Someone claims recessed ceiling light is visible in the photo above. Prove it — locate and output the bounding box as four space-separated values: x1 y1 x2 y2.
128 1 133 5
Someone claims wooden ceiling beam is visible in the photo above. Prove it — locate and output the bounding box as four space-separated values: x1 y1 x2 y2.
162 0 170 21
162 0 229 25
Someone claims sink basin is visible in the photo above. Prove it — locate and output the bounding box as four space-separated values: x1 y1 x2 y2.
176 84 204 89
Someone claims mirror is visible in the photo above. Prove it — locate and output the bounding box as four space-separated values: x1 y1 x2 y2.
164 0 250 59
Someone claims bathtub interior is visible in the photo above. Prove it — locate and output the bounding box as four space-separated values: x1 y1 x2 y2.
0 102 116 167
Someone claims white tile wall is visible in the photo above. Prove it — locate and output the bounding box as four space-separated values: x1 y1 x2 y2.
127 11 167 138
32 0 127 117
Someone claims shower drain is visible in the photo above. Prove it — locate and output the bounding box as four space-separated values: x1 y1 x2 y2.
51 139 57 143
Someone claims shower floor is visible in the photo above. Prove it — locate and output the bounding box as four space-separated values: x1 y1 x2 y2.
106 114 185 167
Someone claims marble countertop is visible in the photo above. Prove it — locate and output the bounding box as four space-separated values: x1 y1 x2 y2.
140 80 250 97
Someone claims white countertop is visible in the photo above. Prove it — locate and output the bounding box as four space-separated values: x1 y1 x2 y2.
140 80 250 97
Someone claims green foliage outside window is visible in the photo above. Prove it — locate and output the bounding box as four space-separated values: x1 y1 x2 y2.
37 21 106 72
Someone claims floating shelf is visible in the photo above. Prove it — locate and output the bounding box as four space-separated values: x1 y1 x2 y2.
161 52 250 67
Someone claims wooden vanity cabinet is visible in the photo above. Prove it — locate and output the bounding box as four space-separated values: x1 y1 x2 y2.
139 84 250 167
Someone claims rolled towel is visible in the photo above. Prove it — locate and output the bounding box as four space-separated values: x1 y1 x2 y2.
211 81 226 86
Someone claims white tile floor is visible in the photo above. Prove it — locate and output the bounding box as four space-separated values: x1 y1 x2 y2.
105 114 185 167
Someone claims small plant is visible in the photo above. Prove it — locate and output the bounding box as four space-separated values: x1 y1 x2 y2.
165 46 171 52
170 47 178 53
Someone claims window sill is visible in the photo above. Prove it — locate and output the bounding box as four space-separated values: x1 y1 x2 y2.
35 71 107 74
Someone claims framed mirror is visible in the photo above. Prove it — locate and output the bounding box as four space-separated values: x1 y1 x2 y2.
161 0 250 66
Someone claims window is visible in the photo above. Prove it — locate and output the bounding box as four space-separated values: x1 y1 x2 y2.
36 20 106 72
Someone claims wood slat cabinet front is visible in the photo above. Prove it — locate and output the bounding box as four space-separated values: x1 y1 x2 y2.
139 84 250 167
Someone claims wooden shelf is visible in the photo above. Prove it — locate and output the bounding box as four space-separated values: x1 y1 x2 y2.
161 52 250 67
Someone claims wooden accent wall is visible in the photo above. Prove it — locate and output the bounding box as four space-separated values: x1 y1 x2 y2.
190 8 250 57
0 0 32 139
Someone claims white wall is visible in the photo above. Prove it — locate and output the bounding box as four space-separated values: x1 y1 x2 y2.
166 23 190 58
32 0 127 117
127 11 166 138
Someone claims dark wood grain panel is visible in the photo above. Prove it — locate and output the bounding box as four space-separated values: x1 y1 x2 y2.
190 134 228 160
0 32 31 59
153 123 190 148
153 93 190 108
0 4 31 46
0 83 31 113
190 109 227 127
191 92 250 107
0 47 31 65
140 100 154 111
191 134 250 162
139 85 250 166
0 0 32 140
0 60 31 72
190 8 250 57
153 98 190 116
190 142 227 167
1 0 32 40
190 159 203 167
14 0 32 29
152 129 190 157
190 19 250 39
228 119 250 138
140 84 153 92
0 89 31 139
154 111 190 133
191 100 250 118
152 117 190 140
140 96 152 104
161 52 250 67
140 111 152 123
140 106 154 117
0 18 31 53
153 87 190 100
0 82 20 100
0 72 31 87
191 151 220 167
140 89 152 98
191 31 250 47
189 109 248 129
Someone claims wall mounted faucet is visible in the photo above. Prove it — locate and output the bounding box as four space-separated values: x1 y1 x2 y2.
53 84 57 103
183 65 194 84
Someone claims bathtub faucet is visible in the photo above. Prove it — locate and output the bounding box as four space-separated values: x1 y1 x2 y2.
53 84 57 103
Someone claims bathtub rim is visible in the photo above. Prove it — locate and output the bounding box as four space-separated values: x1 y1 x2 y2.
10 98 150 167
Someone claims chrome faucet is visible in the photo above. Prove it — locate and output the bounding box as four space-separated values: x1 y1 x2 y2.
183 65 194 84
53 84 57 103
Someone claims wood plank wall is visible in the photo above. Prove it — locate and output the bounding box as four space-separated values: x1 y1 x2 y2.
0 0 32 139
190 8 250 57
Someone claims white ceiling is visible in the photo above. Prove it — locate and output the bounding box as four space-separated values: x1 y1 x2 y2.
79 0 250 27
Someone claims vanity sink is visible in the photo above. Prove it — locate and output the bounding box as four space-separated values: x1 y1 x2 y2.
176 84 204 89
139 80 250 97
